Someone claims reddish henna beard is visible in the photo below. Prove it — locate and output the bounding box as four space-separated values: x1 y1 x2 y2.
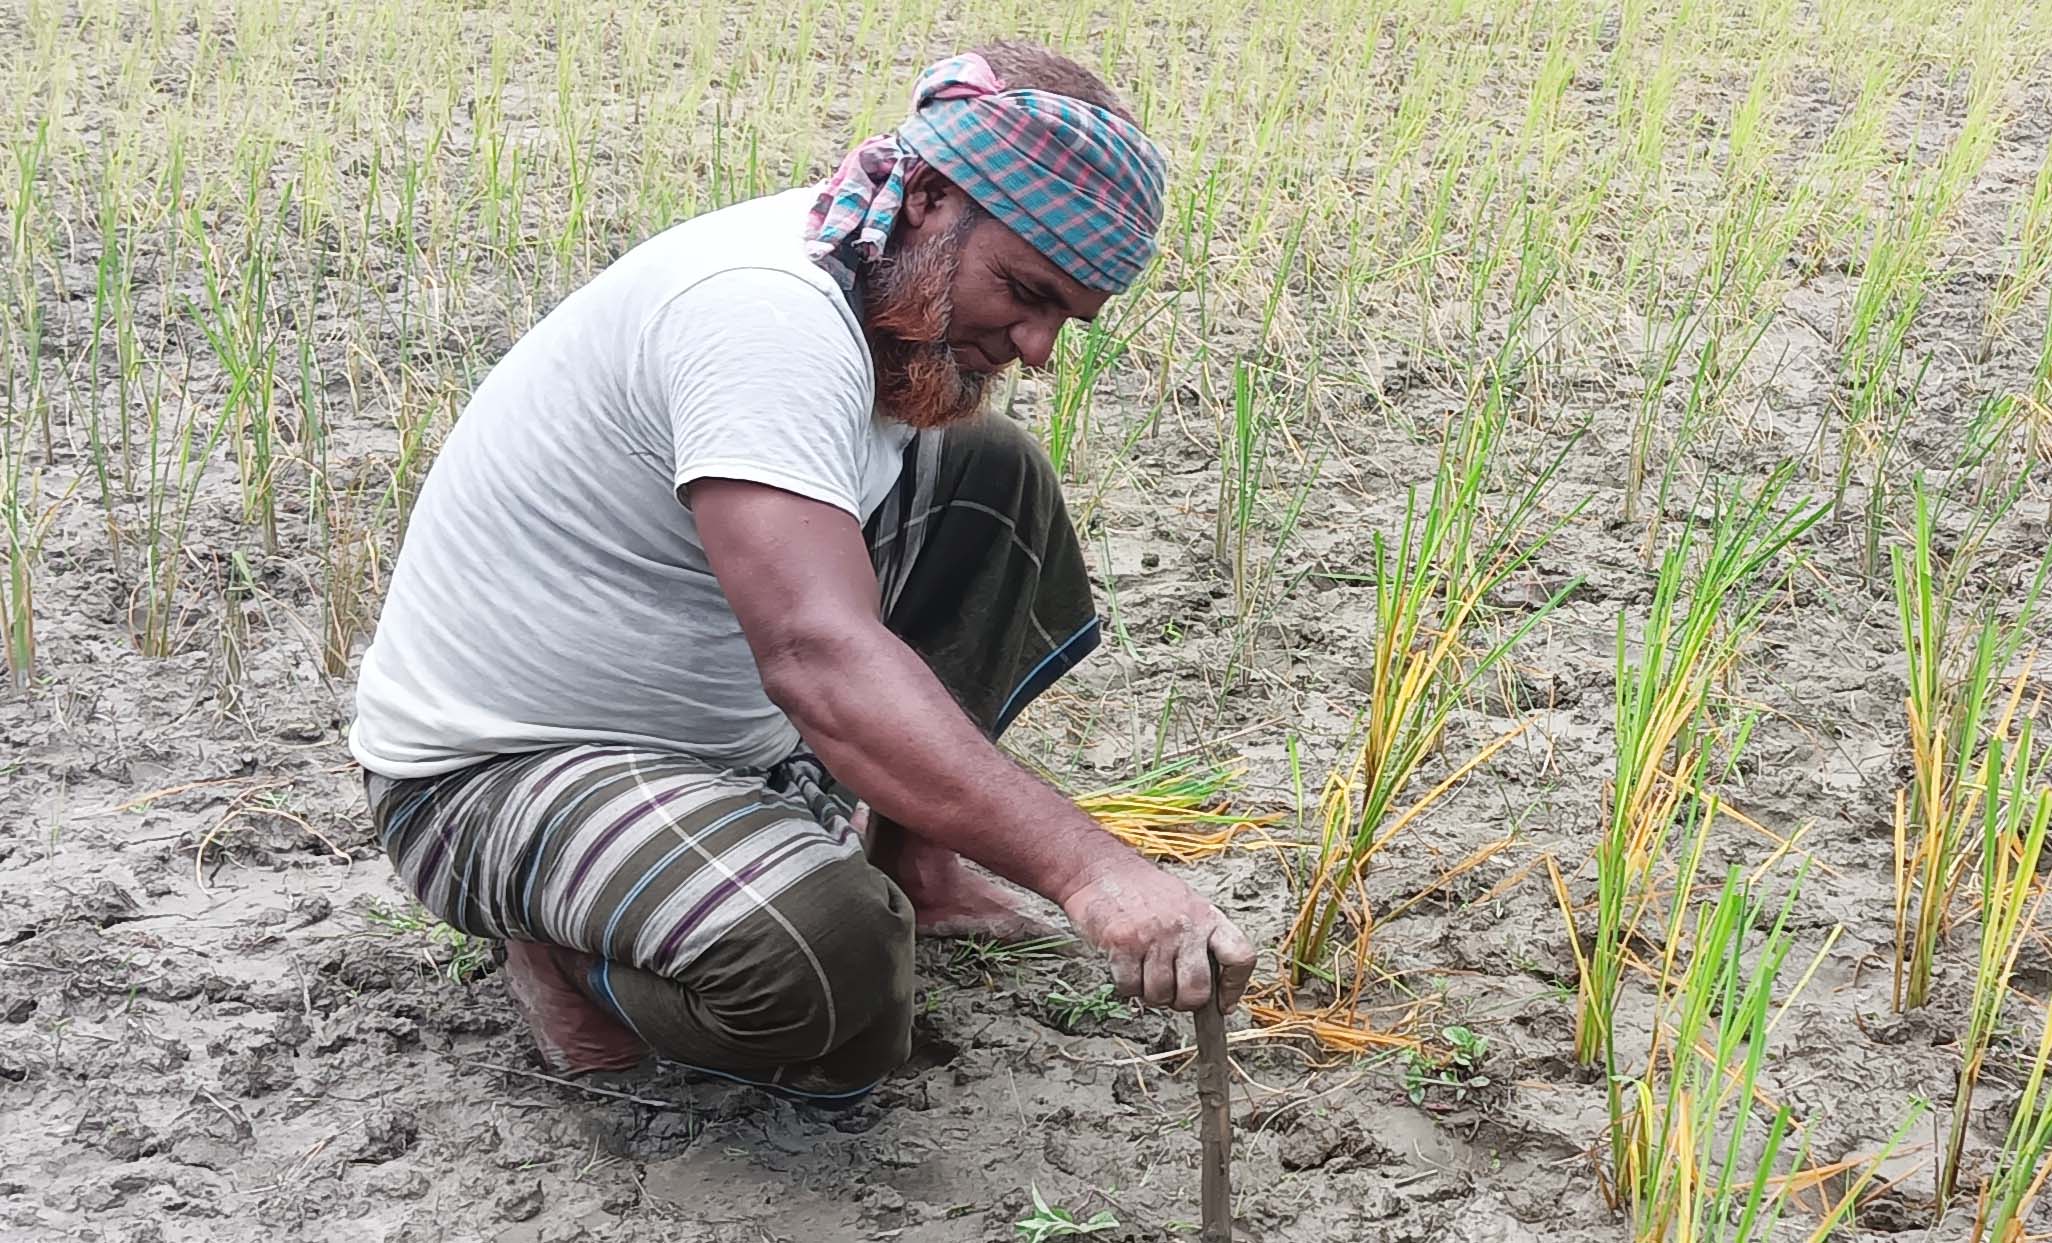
859 215 995 431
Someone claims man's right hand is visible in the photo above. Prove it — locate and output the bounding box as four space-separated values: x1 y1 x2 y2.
1058 858 1257 1013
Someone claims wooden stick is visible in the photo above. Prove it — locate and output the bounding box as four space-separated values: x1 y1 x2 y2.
1194 980 1233 1242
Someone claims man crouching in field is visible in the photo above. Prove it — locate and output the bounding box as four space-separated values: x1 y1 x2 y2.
347 42 1256 1100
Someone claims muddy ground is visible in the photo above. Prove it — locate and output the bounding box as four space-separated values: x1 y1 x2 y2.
0 393 1608 1243
9 11 2052 1243
8 335 2050 1243
0 448 1588 1243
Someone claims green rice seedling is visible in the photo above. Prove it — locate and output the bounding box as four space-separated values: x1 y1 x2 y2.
85 149 139 570
472 42 528 258
1851 354 1930 585
1169 167 1221 358
7 114 52 459
1837 74 2003 516
1621 857 1802 1238
1609 848 1914 1243
1071 756 1285 863
1939 728 2051 1209
1488 171 1605 385
1 115 54 689
1576 760 1925 1238
0 268 59 692
1983 144 2052 353
1282 412 1579 989
2002 283 2052 488
0 443 66 694
1216 359 1266 618
2025 287 2052 469
1632 159 1794 546
1459 175 1524 346
1578 468 1825 1070
1438 367 1585 609
552 33 598 269
1619 44 1682 192
218 551 253 710
1046 308 1139 482
1257 213 1306 353
1986 297 2052 515
1974 996 2052 1242
1795 56 1904 271
1625 276 1711 524
134 345 236 657
378 375 456 549
1215 445 1321 705
1722 48 1793 185
1091 523 1141 665
387 142 434 355
1892 481 2051 1012
278 254 378 678
1962 382 2047 518
1722 178 1809 332
1641 320 1785 572
187 190 284 556
1409 120 1476 289
1839 245 1925 516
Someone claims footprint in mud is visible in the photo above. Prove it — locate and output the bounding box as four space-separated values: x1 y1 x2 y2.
352 1106 418 1163
72 1106 161 1162
1246 1099 1396 1174
899 1018 961 1075
574 1065 780 1159
164 1101 256 1172
213 1034 296 1099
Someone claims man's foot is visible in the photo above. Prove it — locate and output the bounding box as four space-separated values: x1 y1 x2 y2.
500 939 651 1076
908 865 1069 941
862 808 1068 942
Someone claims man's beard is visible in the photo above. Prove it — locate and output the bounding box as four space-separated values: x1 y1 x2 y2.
859 215 996 431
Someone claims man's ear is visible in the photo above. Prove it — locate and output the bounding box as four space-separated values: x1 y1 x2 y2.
897 164 955 230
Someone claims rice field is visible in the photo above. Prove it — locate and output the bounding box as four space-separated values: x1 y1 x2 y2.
4 0 2052 1239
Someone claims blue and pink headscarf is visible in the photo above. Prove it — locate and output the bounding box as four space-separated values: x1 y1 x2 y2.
804 53 1166 295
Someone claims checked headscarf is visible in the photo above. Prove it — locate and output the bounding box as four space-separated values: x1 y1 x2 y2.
803 52 1166 294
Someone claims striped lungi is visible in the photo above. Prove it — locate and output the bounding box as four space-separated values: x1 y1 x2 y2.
362 415 1098 1098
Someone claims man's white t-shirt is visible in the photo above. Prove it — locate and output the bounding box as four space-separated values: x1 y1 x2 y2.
348 189 915 778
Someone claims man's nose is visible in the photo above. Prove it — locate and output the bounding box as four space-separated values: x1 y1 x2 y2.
1012 317 1063 370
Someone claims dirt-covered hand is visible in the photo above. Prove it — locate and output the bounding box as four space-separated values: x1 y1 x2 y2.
1058 858 1256 1013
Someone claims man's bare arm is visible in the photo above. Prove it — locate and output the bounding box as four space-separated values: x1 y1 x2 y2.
690 477 1255 1011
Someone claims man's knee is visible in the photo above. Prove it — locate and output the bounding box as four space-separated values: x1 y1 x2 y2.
947 415 1060 507
797 867 916 1083
656 858 913 1082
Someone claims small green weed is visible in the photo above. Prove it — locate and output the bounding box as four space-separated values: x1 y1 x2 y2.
1444 1024 1487 1067
1400 1026 1493 1106
947 934 1076 974
1015 1186 1119 1241
364 900 495 984
1045 981 1130 1030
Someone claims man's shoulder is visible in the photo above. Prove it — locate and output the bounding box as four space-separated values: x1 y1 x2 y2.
624 189 841 298
623 193 867 369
